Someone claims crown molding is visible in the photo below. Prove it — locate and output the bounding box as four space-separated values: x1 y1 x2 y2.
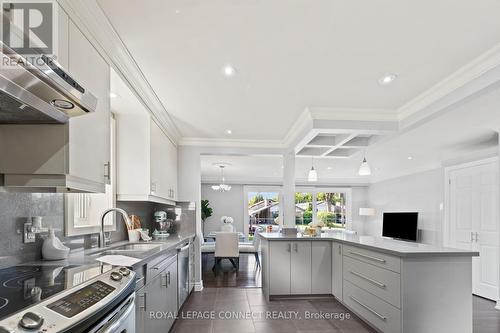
57 0 181 145
397 43 500 122
201 176 369 186
179 137 285 148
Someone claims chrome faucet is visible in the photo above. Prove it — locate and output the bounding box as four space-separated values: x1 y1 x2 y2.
99 208 132 247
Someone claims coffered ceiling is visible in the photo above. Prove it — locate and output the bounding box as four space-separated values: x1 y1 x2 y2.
98 0 500 142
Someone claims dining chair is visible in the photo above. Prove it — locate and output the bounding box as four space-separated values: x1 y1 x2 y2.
213 232 239 273
198 231 215 254
239 228 262 267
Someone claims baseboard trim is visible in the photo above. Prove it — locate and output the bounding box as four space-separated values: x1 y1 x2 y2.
194 280 204 292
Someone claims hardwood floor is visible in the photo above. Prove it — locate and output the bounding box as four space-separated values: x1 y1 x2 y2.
202 252 262 288
473 296 500 333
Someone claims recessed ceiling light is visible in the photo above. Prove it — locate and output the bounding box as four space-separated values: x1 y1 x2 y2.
327 166 332 170
407 156 413 160
378 73 397 85
109 92 118 98
175 9 180 14
226 129 232 134
223 65 237 77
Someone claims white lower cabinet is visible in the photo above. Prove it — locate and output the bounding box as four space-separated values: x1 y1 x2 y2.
269 241 332 295
269 241 292 295
263 238 474 333
270 241 312 295
311 241 331 294
290 241 312 294
136 256 178 333
343 280 401 333
331 241 343 300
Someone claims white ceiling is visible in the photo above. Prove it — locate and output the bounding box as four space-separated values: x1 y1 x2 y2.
201 85 500 183
98 0 500 141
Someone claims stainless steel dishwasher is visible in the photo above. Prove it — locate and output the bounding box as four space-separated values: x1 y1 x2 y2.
177 242 190 309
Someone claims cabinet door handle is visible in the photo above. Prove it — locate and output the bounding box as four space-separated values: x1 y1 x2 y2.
139 293 147 311
338 244 341 255
348 251 386 263
104 161 111 181
287 243 291 252
294 243 298 252
167 271 171 286
350 296 386 321
350 270 386 288
475 232 479 242
471 231 474 242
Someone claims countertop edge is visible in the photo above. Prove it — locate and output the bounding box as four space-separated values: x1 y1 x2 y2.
259 233 479 258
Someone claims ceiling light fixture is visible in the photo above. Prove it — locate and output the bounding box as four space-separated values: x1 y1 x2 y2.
308 157 318 182
407 156 413 160
223 65 237 77
109 92 118 98
358 156 372 176
226 129 232 134
212 165 231 192
378 73 397 85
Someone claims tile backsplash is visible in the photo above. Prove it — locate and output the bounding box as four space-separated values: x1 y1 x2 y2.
0 192 196 267
0 193 77 267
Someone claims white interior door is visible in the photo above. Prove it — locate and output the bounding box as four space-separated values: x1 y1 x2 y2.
448 160 499 300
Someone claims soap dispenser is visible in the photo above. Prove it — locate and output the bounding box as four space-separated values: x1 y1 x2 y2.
42 227 70 260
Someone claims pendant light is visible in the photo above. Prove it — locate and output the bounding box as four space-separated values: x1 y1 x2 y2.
358 156 371 176
308 157 318 182
212 165 231 192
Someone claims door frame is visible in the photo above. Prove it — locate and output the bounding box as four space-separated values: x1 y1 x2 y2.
443 156 498 247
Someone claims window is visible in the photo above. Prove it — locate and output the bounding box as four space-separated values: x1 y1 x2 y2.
247 191 280 235
295 192 313 225
316 192 347 228
244 186 351 233
295 187 352 229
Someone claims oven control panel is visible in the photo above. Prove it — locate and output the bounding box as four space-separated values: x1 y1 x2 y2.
0 267 135 333
47 281 116 318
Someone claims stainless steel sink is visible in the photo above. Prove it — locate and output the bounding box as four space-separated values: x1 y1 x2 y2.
96 250 146 257
110 244 161 251
88 243 162 257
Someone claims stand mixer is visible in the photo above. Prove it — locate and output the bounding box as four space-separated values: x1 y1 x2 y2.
153 211 172 239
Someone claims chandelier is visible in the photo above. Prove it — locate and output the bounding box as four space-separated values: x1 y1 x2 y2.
212 165 231 192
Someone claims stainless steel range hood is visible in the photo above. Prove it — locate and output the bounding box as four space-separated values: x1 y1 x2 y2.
0 42 97 124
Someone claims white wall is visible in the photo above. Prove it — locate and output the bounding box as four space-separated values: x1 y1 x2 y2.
177 146 202 288
201 184 245 235
351 187 368 234
366 168 445 245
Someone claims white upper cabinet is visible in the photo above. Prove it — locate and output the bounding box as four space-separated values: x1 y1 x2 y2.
0 8 110 192
116 105 177 204
67 20 110 185
150 119 178 201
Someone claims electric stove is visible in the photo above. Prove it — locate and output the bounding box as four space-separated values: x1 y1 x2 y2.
0 264 112 321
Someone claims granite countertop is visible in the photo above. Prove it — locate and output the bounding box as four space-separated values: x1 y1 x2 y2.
259 232 479 258
24 233 196 270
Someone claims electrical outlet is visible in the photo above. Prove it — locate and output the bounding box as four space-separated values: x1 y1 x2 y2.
23 223 36 243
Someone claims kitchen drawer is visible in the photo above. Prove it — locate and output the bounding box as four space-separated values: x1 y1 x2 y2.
343 256 401 308
343 245 400 273
146 254 177 283
343 280 401 333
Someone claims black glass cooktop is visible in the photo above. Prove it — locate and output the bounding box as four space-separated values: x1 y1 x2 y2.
0 264 110 320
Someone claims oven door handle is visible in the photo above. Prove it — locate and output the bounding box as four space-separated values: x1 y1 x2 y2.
95 293 136 333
